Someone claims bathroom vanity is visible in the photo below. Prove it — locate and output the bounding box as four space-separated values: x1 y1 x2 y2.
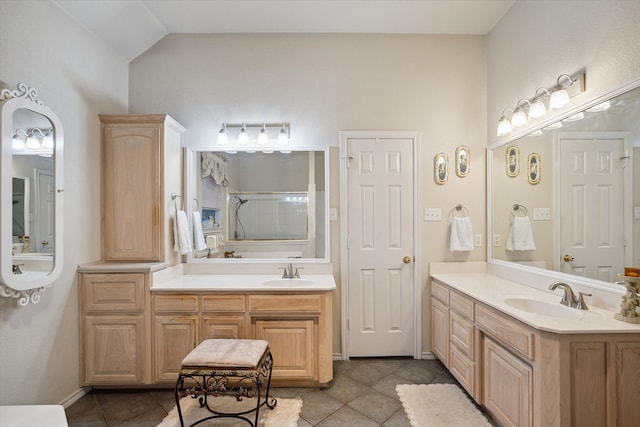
430 270 640 427
77 265 335 388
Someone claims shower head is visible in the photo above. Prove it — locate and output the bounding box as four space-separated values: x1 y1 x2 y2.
235 196 248 205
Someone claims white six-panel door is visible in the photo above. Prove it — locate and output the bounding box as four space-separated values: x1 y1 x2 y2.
558 134 628 281
342 134 416 357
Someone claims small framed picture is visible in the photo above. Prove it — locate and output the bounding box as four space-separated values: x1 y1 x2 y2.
434 152 448 185
505 146 519 177
527 153 541 185
455 145 470 177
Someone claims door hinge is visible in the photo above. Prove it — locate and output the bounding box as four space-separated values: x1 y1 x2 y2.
345 155 353 168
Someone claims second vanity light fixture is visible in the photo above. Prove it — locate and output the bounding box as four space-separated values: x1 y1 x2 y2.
12 127 54 154
216 123 290 148
497 72 585 137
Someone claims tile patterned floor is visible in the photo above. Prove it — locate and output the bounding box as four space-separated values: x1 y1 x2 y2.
65 358 490 426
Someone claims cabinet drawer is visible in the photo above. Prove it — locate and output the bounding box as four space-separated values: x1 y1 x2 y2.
431 280 449 304
154 294 199 313
249 295 322 314
202 295 245 313
83 273 145 313
450 311 474 359
449 344 475 397
450 290 474 320
476 304 534 360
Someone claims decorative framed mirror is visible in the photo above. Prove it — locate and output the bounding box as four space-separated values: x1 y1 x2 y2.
434 152 448 185
0 83 64 305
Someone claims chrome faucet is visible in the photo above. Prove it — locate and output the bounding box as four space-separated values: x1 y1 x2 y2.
281 263 302 279
12 264 22 275
548 281 591 310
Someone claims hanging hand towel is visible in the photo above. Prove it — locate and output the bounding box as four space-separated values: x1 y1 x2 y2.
506 216 536 251
173 210 192 255
192 211 207 251
450 216 474 252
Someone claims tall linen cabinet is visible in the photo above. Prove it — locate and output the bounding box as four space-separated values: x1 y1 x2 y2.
79 114 185 386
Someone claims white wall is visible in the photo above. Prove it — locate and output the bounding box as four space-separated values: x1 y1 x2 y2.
0 0 129 405
129 33 488 354
487 0 640 145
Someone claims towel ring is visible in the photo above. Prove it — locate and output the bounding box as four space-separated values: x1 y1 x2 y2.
192 198 200 212
171 192 183 211
450 204 469 219
512 203 528 217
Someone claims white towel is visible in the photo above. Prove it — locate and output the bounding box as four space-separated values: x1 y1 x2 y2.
173 210 192 255
506 216 536 251
192 211 207 251
450 216 474 252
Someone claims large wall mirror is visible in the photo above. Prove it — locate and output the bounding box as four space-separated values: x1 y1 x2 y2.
490 80 640 287
0 83 64 305
185 148 329 261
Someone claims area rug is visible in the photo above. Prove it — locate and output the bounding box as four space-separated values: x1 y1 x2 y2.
396 384 492 427
158 395 302 427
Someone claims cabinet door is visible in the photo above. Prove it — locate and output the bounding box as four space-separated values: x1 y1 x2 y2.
431 298 449 364
102 124 161 261
483 336 532 427
155 316 198 382
253 319 315 380
84 316 145 385
202 315 246 340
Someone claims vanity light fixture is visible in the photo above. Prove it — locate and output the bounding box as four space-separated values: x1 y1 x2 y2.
496 108 513 136
511 99 531 128
496 72 585 137
12 128 27 150
586 100 611 112
41 128 54 149
215 123 291 148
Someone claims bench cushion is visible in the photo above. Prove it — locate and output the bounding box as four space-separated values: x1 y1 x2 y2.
181 339 269 369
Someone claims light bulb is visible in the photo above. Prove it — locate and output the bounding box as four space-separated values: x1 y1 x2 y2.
257 124 268 146
12 130 26 150
216 124 228 145
41 130 54 149
549 88 570 110
238 124 249 145
277 124 289 146
528 99 547 120
26 134 41 149
510 110 528 128
497 115 512 136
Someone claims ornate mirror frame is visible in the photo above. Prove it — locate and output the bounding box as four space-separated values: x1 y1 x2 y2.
0 83 64 305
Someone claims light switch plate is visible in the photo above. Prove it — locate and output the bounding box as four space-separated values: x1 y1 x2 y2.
424 208 442 221
493 234 501 247
533 207 551 221
474 234 482 247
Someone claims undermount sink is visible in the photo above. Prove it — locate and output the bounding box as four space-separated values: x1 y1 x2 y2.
262 279 315 287
503 297 583 319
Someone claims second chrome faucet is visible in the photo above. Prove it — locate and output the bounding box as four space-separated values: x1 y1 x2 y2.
549 281 591 310
281 263 302 279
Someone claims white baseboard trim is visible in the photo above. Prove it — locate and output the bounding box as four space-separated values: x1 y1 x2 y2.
59 386 91 408
333 352 437 361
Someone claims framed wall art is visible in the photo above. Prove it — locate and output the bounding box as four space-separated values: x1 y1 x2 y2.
455 145 470 177
527 153 541 185
434 152 448 185
505 145 519 177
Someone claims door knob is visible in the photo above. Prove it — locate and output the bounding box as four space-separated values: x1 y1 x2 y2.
563 254 575 262
403 256 412 264
41 240 49 246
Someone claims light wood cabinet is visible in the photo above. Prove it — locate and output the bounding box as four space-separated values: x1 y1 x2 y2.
100 114 185 263
483 336 533 427
79 272 150 385
151 291 332 386
431 278 640 427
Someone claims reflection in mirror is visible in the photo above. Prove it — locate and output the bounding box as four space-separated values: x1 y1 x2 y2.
1 83 63 305
188 149 328 260
491 82 640 285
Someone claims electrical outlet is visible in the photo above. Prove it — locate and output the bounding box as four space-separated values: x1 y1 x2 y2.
493 234 501 247
533 207 551 221
474 234 482 247
424 208 442 221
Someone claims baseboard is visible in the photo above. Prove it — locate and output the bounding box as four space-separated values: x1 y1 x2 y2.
59 386 91 408
333 352 437 360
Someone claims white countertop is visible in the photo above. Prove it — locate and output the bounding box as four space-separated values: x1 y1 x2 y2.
431 273 640 334
152 274 337 292
0 405 68 427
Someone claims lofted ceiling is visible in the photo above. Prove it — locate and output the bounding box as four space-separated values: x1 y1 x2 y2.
52 0 514 62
